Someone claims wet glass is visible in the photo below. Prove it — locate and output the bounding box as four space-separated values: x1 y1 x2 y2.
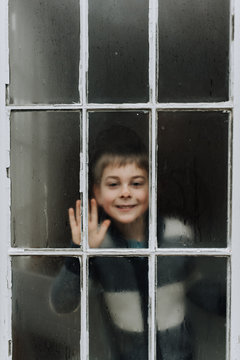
11 111 80 248
88 112 149 248
12 256 80 360
89 257 148 359
157 256 227 360
88 0 149 103
158 0 229 102
9 0 80 104
157 112 229 248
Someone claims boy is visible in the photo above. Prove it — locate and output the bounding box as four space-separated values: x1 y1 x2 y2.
69 126 149 249
51 126 192 359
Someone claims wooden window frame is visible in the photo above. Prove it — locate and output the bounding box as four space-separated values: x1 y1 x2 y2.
0 0 240 359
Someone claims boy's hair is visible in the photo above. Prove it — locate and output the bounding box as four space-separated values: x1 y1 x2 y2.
90 125 148 186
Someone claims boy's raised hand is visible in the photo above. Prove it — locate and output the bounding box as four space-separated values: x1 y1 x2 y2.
68 200 81 245
68 199 111 248
88 199 111 248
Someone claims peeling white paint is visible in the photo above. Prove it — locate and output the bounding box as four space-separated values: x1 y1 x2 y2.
0 1 11 359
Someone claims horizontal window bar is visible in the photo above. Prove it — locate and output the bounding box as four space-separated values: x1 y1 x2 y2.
8 247 231 256
7 101 233 111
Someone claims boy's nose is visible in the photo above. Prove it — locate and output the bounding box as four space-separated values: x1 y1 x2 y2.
120 185 131 198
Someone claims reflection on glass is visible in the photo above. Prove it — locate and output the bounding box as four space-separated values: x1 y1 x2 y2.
157 256 227 360
157 112 229 247
88 112 149 249
88 0 149 103
89 257 148 359
11 112 80 248
9 0 80 104
158 0 229 102
12 256 80 360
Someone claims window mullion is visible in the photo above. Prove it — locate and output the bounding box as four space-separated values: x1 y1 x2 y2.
230 0 240 357
0 105 12 359
149 0 158 104
0 0 11 351
80 254 89 360
149 254 156 359
149 0 158 358
80 0 89 358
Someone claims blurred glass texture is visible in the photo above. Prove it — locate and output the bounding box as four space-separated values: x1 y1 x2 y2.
89 257 148 359
157 256 227 360
12 256 80 360
158 0 229 102
157 112 229 247
9 0 80 104
11 111 80 248
88 0 149 103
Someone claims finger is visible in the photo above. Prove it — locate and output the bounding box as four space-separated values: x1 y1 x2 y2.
90 198 98 226
97 219 111 241
76 200 81 225
68 208 77 230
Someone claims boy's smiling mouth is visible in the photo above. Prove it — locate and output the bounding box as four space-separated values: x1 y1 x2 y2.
115 204 137 209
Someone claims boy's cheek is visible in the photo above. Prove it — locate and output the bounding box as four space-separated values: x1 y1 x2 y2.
93 185 104 206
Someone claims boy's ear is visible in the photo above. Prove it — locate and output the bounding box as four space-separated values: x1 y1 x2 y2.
93 184 102 206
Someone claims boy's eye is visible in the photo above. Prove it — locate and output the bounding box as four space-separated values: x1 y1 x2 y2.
132 181 143 187
107 182 118 187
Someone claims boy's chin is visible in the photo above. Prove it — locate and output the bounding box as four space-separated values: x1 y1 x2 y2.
112 214 145 225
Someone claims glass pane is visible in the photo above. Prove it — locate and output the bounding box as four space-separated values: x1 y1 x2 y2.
9 0 80 104
157 256 227 360
158 0 229 102
88 0 149 103
88 112 149 248
89 257 148 359
157 112 229 248
11 111 80 248
12 256 80 360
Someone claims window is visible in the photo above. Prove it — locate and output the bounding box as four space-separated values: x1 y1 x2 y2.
1 0 240 359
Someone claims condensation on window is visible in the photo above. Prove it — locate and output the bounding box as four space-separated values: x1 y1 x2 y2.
9 0 80 104
157 256 227 360
158 0 230 102
157 111 229 248
88 0 149 103
12 256 80 360
89 257 148 359
11 111 80 248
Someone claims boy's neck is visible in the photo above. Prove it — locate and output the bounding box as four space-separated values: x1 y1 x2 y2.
114 215 146 242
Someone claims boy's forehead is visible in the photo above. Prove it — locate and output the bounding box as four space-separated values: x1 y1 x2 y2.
102 162 148 178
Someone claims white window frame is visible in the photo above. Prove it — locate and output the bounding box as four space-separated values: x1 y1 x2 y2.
1 0 240 359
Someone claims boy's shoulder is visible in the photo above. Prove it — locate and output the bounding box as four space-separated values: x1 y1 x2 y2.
99 217 194 248
160 217 194 247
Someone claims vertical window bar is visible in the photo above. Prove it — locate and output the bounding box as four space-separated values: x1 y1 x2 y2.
80 0 89 359
80 0 88 106
80 254 89 360
80 106 89 359
0 0 11 342
148 254 156 359
149 0 158 104
149 0 158 359
226 258 231 360
0 109 11 359
3 0 11 353
229 0 235 101
230 0 240 358
150 109 158 251
227 111 233 248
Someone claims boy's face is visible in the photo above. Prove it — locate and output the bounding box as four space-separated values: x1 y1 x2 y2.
94 163 149 224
